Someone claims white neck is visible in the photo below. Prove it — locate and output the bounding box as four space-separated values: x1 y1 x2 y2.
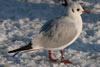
75 15 83 32
66 14 83 33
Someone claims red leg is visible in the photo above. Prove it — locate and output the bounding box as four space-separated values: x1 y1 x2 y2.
48 50 71 64
48 50 58 62
60 50 71 64
61 50 64 59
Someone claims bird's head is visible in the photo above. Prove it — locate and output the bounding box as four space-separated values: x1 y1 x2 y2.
65 2 88 17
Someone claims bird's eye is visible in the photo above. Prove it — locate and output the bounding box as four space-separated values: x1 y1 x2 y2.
77 9 80 11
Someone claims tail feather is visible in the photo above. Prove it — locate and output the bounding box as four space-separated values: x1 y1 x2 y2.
8 42 32 53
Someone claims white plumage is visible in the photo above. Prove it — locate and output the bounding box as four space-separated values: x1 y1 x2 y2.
8 2 88 64
31 2 83 50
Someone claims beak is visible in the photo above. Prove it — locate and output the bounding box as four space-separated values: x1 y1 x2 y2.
82 10 89 14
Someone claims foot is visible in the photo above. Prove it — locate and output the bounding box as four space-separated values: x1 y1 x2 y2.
61 59 71 64
60 50 71 64
49 58 58 62
48 50 71 64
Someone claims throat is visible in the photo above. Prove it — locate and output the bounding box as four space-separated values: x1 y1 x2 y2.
75 19 83 33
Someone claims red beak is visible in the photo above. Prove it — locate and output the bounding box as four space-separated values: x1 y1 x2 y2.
82 11 89 13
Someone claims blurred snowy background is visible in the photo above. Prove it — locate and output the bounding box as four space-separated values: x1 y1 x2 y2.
0 0 100 67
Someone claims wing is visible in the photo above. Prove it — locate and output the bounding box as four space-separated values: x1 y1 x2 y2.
39 17 78 50
40 17 60 33
40 20 54 33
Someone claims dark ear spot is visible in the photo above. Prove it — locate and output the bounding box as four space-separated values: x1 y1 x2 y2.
72 9 74 12
79 3 84 6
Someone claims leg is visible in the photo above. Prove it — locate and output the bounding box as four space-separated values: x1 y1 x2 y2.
60 50 71 64
61 50 64 59
48 50 58 62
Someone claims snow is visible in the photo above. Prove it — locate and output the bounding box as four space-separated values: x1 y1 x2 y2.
0 0 100 67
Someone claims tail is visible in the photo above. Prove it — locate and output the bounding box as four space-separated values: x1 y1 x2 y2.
8 42 32 53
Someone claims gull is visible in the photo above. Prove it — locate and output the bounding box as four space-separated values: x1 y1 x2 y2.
8 2 88 64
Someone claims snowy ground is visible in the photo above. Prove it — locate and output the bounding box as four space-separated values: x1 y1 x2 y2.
0 0 100 67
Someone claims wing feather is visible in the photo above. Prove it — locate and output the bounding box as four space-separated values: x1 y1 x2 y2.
38 16 78 50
